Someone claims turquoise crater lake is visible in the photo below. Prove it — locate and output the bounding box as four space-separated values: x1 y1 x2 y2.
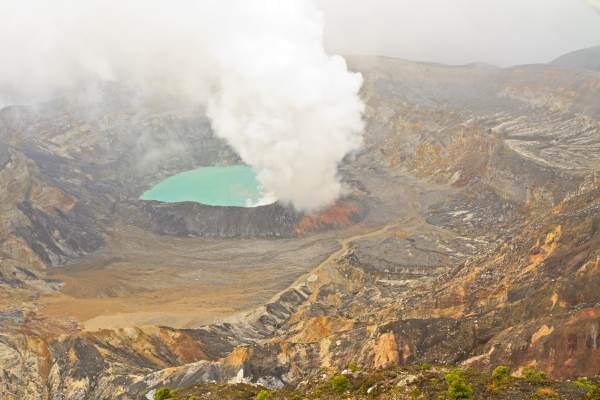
141 165 270 207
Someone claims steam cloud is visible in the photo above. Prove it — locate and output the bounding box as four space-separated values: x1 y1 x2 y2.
588 0 600 12
0 0 364 211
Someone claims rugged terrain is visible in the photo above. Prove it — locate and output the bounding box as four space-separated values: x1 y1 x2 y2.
145 365 596 399
0 46 599 399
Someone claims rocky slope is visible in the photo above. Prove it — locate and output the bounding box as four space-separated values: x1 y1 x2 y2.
0 48 600 399
118 179 600 397
150 365 595 399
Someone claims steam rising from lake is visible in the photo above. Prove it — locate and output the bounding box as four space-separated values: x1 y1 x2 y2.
0 0 364 211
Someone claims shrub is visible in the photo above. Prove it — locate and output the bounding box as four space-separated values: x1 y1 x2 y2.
420 363 432 371
575 377 595 392
444 369 473 400
256 389 270 400
523 367 548 385
330 374 350 394
492 366 510 384
587 385 600 400
154 388 173 400
582 378 600 400
348 361 358 373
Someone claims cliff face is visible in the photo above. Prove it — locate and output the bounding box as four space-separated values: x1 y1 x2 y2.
1 51 600 399
117 198 365 239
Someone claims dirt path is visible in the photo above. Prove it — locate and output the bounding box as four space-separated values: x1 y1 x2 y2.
255 219 416 309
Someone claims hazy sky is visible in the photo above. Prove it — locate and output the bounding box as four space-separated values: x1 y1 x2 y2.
315 0 600 66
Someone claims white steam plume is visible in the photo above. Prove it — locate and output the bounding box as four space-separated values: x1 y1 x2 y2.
588 0 600 12
0 0 364 211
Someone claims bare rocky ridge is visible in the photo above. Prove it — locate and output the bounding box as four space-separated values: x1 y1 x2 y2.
0 49 599 399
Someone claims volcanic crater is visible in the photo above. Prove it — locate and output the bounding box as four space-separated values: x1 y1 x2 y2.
2 49 600 399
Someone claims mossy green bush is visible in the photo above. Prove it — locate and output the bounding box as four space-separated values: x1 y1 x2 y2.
154 387 173 400
492 366 510 384
444 369 473 400
523 367 548 385
256 389 270 400
419 363 432 371
330 374 350 394
587 385 600 400
579 377 600 400
576 377 595 392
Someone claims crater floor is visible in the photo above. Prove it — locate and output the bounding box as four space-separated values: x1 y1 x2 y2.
38 225 342 330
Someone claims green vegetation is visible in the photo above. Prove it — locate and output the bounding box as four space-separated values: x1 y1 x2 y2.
487 365 511 394
313 382 327 398
256 389 270 400
419 363 432 371
522 367 548 385
148 365 587 399
444 369 473 400
491 366 510 384
154 387 173 400
576 377 600 400
409 387 422 399
576 377 595 392
348 361 358 373
330 374 350 394
587 384 600 400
